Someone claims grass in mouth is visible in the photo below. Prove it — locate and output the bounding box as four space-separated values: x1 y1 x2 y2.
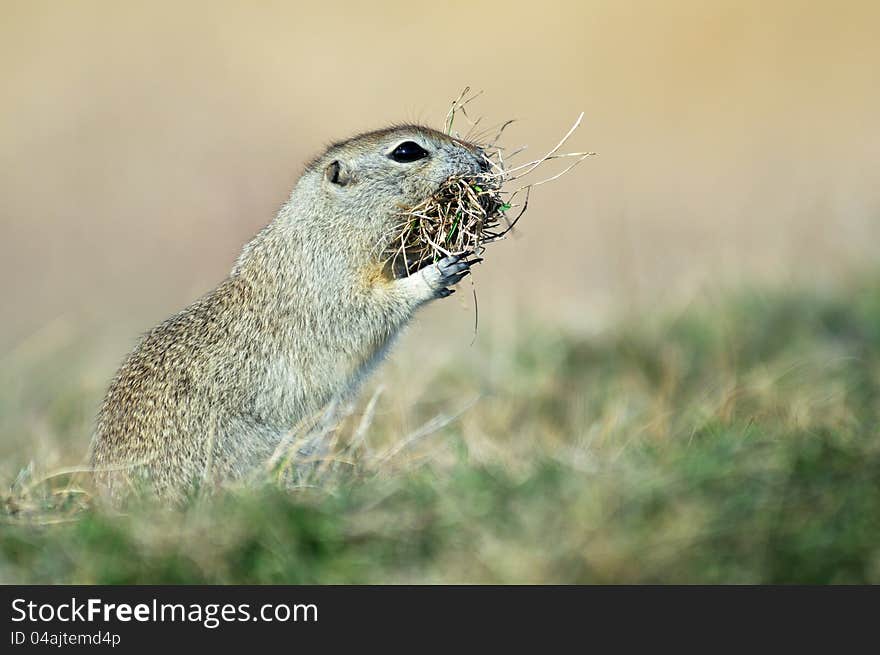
383 88 594 277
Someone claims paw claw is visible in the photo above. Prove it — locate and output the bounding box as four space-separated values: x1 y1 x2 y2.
418 253 479 299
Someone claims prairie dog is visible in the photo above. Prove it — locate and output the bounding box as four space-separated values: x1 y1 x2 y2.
90 126 485 502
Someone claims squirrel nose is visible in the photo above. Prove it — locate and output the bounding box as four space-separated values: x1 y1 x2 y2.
477 151 491 173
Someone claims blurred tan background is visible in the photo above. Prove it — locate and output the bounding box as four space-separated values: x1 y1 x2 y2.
1 0 878 353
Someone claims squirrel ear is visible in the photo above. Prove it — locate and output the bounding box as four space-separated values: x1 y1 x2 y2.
324 160 351 186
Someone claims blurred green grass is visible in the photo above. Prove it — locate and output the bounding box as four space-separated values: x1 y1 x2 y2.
2 279 880 583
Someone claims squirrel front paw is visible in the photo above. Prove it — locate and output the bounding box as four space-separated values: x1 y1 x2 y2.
391 253 483 308
419 254 482 298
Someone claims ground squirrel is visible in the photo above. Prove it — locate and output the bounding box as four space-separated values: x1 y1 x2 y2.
90 126 486 502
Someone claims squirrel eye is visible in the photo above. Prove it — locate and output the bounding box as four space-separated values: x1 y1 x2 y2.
389 141 429 163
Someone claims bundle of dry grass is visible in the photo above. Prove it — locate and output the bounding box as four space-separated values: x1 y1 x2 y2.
384 88 594 276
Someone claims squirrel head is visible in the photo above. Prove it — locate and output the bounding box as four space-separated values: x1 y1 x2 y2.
297 125 488 262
